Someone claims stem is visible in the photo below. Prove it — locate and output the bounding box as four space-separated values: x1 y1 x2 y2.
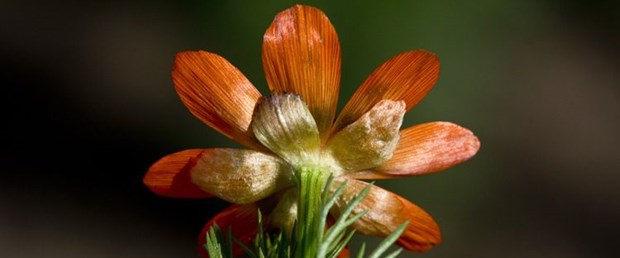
294 165 330 258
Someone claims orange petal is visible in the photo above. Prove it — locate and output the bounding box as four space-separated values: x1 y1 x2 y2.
197 204 262 258
143 149 212 198
330 179 441 252
331 50 439 136
349 122 480 179
262 5 341 140
173 51 264 150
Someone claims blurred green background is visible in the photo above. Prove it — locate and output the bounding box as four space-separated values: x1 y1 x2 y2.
1 0 618 257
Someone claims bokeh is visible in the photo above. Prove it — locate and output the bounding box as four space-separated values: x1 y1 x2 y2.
1 0 618 257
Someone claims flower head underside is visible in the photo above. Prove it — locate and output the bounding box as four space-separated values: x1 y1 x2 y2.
143 4 480 255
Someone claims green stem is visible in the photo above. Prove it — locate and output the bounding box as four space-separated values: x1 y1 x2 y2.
295 166 330 258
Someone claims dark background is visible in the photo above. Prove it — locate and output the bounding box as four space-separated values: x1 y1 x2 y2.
1 0 618 257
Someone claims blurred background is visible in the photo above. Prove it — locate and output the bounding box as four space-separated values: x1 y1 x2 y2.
1 0 618 257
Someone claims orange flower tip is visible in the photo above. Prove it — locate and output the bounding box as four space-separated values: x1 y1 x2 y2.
467 132 481 156
394 234 440 252
143 149 212 198
441 123 480 163
398 240 440 252
415 49 438 59
402 224 442 250
396 195 442 252
172 50 214 72
398 222 442 252
173 50 194 61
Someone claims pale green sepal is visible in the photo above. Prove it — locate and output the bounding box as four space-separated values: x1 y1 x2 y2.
270 188 298 236
327 100 405 171
191 149 294 204
251 93 321 168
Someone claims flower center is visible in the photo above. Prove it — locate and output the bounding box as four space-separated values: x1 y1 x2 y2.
251 93 406 235
251 93 405 178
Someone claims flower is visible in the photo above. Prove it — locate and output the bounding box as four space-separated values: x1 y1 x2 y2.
143 4 480 255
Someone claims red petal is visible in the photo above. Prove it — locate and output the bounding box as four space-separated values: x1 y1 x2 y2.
337 248 350 258
143 149 212 198
197 204 262 258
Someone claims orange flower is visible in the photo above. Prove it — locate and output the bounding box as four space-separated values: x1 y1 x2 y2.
144 4 479 255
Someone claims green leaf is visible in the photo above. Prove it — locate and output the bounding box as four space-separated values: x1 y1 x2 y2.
367 221 408 258
383 248 404 258
204 225 223 258
212 170 407 258
355 243 366 258
321 182 373 252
